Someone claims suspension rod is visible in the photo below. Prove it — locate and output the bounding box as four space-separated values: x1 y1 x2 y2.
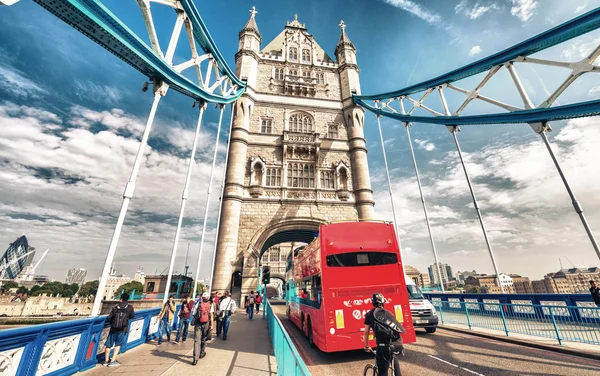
449 127 504 293
192 105 225 298
162 104 206 303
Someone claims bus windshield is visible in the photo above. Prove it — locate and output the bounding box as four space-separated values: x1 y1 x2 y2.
407 285 425 300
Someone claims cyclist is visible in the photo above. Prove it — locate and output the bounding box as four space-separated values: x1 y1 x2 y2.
363 293 404 376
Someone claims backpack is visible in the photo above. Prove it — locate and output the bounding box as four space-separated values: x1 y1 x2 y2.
111 304 130 331
372 307 405 343
194 301 210 324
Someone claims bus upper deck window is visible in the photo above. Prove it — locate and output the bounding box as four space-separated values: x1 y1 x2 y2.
357 253 369 264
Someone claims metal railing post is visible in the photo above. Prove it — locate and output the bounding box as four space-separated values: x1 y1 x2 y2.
438 301 445 325
464 302 472 330
499 303 509 336
549 306 563 345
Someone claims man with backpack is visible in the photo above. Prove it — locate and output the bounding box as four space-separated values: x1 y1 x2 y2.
245 291 255 320
103 293 135 367
191 292 213 365
363 293 406 376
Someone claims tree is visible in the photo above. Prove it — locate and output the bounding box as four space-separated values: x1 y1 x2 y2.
16 286 29 295
0 281 18 293
78 280 99 298
464 285 482 294
116 281 143 297
69 283 80 294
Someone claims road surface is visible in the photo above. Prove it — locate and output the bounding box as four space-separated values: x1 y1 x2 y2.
272 305 600 376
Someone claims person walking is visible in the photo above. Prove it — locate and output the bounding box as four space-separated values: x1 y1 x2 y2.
590 280 600 307
174 295 194 344
157 295 176 345
255 292 262 314
191 292 213 365
218 291 237 340
245 291 255 320
103 293 135 367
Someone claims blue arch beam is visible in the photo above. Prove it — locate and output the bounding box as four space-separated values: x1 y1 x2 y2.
33 0 245 104
354 8 600 125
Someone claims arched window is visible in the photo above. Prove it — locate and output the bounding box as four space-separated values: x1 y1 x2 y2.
289 113 313 133
327 124 338 139
317 72 325 85
288 163 314 188
302 71 311 79
302 49 310 63
289 69 298 76
253 163 263 185
339 167 348 190
266 168 281 186
289 47 298 61
320 171 334 189
260 119 272 133
274 68 284 80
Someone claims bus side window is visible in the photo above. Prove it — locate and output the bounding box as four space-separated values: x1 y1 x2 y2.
312 275 322 303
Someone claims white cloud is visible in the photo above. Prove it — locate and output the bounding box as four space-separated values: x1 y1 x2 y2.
455 1 501 19
561 37 600 60
73 80 124 105
414 138 435 151
381 0 442 25
510 0 538 22
575 2 587 13
0 64 47 99
589 85 600 96
469 45 483 57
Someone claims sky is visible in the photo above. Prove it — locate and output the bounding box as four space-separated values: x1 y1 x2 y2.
0 0 599 283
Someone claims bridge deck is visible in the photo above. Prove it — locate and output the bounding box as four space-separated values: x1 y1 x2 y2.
83 311 276 376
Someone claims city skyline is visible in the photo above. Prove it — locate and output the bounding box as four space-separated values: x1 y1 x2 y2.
1 0 599 282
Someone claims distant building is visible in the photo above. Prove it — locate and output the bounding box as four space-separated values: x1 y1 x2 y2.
428 262 454 287
455 270 477 285
133 267 145 284
524 267 600 294
143 274 193 298
405 265 431 288
66 268 87 286
0 236 35 280
514 280 535 294
102 265 131 300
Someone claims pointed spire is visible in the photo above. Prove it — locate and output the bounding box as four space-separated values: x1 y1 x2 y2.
242 6 260 36
337 20 354 48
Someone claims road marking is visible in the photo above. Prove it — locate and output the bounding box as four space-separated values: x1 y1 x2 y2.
428 355 486 376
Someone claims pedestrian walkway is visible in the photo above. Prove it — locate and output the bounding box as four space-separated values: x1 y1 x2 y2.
83 311 277 375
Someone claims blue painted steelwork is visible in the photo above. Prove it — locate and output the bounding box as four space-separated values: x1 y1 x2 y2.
0 307 167 375
33 0 245 104
355 8 600 100
356 99 600 125
431 300 600 346
266 300 310 376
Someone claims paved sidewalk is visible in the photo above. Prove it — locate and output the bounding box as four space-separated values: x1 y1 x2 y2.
84 312 277 375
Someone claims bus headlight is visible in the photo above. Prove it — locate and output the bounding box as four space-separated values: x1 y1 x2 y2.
431 306 437 316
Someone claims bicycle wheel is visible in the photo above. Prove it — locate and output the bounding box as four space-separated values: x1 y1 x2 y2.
363 364 376 376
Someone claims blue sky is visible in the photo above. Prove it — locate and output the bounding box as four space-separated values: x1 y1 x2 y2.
0 0 599 282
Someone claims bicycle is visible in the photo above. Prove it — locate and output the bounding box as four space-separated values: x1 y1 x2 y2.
363 346 404 376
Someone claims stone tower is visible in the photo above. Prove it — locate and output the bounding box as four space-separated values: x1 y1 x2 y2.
212 9 375 299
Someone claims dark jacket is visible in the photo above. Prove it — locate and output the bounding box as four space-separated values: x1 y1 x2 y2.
590 287 600 304
107 301 135 333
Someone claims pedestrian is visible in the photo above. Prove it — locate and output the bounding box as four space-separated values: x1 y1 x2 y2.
214 291 221 307
191 292 213 365
590 280 600 307
103 293 135 367
255 292 262 313
218 290 237 340
213 293 223 338
174 295 194 344
157 295 176 345
245 291 255 320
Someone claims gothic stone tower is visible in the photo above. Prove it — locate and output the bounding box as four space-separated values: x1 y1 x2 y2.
212 9 375 297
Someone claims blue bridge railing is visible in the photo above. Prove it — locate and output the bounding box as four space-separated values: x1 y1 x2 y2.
0 306 170 375
266 300 310 376
427 295 600 346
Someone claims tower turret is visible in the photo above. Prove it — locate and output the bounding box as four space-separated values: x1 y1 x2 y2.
236 6 261 89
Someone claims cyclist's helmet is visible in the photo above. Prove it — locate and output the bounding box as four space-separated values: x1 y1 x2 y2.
372 293 385 307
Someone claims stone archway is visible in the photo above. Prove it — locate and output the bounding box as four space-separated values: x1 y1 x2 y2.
239 217 326 301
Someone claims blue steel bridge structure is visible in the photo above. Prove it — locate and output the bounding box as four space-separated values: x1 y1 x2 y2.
0 1 599 375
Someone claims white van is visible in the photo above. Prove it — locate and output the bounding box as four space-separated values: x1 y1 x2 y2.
405 275 438 333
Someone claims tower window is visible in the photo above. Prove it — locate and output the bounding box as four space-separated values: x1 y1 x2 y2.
320 171 334 189
339 167 349 190
266 168 281 187
269 246 281 262
302 71 311 79
260 119 272 134
302 49 310 63
289 47 298 61
289 113 313 133
274 68 284 80
288 163 314 188
317 73 325 85
327 124 339 139
289 69 298 77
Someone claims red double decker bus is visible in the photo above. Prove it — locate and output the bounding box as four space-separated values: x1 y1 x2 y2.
285 221 416 352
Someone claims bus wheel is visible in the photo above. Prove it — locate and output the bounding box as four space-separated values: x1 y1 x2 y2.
307 319 315 348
